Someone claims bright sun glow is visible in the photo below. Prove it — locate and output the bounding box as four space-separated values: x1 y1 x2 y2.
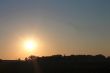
24 40 38 51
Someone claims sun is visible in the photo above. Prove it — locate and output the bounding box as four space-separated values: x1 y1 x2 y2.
24 40 37 51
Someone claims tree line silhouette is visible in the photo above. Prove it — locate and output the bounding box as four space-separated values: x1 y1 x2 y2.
0 54 110 73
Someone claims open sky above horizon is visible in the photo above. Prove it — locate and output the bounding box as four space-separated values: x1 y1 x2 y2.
0 0 110 59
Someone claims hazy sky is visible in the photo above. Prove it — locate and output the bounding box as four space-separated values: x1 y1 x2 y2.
0 0 110 59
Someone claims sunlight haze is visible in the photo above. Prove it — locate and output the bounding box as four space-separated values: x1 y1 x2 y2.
0 0 110 59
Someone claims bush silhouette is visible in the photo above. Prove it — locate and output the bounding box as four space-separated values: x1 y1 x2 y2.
0 54 110 73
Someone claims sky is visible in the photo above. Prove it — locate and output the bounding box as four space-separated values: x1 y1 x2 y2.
0 0 110 59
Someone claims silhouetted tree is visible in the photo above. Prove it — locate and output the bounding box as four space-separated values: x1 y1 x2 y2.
0 54 110 73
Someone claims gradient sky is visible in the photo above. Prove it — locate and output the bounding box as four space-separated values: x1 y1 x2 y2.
0 0 110 59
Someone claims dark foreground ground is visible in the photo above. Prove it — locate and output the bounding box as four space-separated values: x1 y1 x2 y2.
0 55 110 73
